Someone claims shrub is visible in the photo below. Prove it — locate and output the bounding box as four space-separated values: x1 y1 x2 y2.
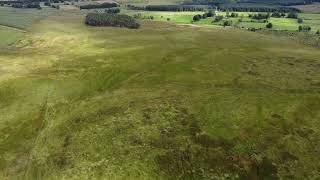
106 8 120 14
251 13 270 20
85 13 140 29
297 18 303 23
316 30 320 35
287 12 298 19
214 15 223 22
223 21 231 27
230 12 238 17
206 10 214 17
271 12 281 18
193 14 202 21
298 25 311 32
266 23 273 29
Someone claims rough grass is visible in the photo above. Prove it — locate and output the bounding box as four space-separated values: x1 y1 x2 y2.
0 10 320 180
0 26 24 47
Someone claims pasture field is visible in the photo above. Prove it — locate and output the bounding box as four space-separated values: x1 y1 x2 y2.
127 10 320 31
0 9 320 180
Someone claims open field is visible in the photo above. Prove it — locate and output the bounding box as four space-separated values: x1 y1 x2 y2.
126 10 320 32
1 8 320 179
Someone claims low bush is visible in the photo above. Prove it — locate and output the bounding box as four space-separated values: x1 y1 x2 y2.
266 22 273 29
106 8 120 14
287 12 298 19
214 15 224 22
299 25 311 32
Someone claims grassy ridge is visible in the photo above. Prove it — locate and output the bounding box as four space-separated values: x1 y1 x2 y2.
0 10 320 179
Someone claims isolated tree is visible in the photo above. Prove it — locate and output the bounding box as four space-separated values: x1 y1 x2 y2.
226 10 230 17
266 23 273 29
271 12 281 18
214 16 223 22
207 10 214 17
297 18 303 23
202 13 207 19
316 30 320 35
287 12 298 19
193 14 202 21
266 13 271 19
223 21 231 27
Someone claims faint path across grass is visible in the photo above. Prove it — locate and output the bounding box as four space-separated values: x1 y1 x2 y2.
0 24 27 33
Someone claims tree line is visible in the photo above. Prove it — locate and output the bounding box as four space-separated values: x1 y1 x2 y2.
80 2 118 10
11 2 41 9
218 4 300 12
127 5 207 11
85 13 140 29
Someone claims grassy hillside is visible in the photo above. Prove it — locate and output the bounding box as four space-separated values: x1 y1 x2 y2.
0 7 55 30
1 10 320 180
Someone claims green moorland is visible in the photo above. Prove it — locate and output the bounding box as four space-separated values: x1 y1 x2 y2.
0 8 320 180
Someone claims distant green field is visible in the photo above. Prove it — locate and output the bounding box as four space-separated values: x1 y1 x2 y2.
127 10 320 32
0 7 55 29
299 13 320 31
1 10 320 180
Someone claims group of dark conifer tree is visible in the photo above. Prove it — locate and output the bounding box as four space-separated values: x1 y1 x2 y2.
85 13 140 29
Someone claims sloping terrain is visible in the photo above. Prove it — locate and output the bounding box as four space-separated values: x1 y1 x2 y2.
0 10 320 180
